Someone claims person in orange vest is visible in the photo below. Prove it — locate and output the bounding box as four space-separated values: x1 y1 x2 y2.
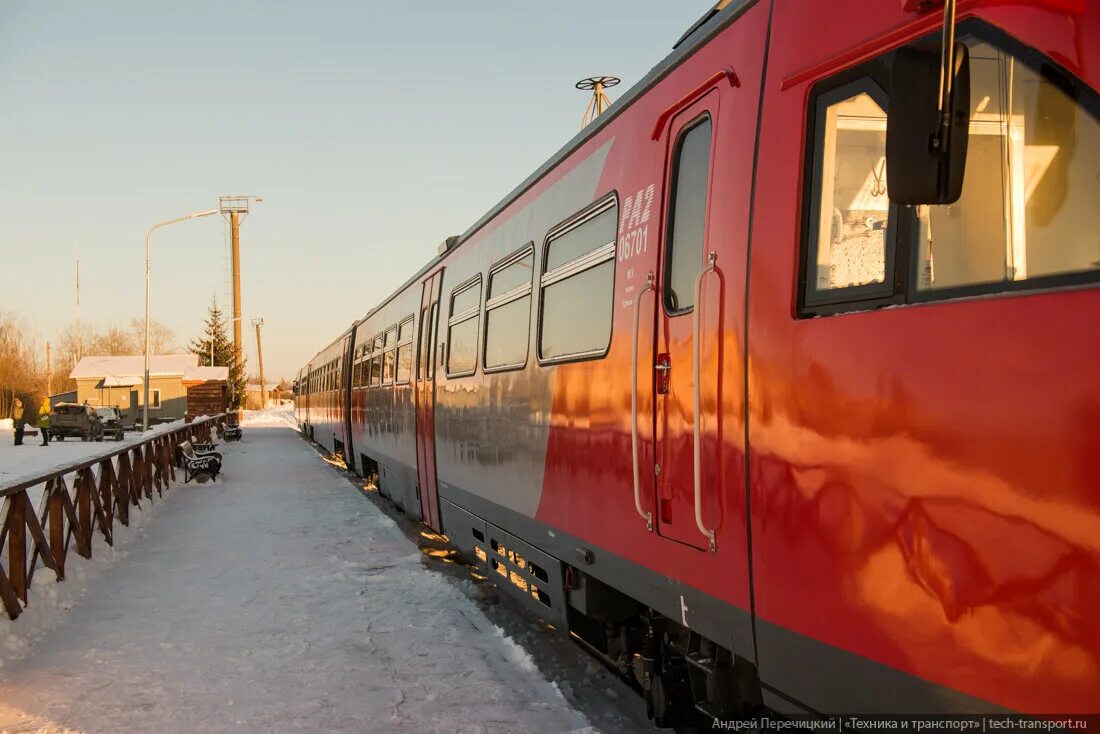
38 398 51 446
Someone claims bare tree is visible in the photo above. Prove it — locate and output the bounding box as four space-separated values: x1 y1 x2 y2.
89 326 135 356
0 313 40 418
129 318 177 355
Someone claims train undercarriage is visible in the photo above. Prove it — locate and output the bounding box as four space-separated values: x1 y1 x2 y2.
566 576 763 730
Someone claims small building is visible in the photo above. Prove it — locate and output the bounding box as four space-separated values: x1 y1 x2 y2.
185 366 230 422
69 355 228 426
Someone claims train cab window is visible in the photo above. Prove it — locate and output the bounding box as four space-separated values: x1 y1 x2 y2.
801 28 1100 316
370 336 383 387
539 197 617 362
484 246 533 371
804 81 897 310
913 41 1100 296
396 316 414 384
382 326 397 385
664 117 713 313
447 276 482 376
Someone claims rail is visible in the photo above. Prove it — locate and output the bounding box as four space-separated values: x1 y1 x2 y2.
693 252 718 552
0 414 227 620
631 271 656 532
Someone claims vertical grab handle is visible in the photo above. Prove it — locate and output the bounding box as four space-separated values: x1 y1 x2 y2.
693 252 718 551
632 272 656 531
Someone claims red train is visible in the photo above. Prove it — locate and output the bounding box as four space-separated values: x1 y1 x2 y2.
296 0 1100 723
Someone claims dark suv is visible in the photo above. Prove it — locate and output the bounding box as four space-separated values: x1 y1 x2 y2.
50 403 104 442
95 406 126 441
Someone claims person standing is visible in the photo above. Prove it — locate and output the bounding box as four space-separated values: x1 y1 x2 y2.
38 398 51 446
12 397 24 446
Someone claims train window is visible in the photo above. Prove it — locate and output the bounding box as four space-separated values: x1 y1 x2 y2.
485 246 533 371
417 306 429 381
539 197 617 362
545 205 617 271
370 336 383 387
451 281 481 317
383 326 397 385
448 318 478 374
488 248 534 298
426 302 438 380
912 40 1100 297
801 26 1100 317
447 276 482 376
803 78 898 312
664 116 713 313
396 316 414 384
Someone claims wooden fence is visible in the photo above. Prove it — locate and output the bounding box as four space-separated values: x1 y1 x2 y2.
0 414 227 620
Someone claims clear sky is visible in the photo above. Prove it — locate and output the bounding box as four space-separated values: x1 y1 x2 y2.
0 1 714 381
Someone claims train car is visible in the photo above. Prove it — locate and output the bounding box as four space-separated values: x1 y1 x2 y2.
298 330 353 454
295 0 1100 723
294 365 308 429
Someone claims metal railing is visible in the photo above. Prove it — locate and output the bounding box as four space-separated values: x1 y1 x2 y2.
0 414 227 620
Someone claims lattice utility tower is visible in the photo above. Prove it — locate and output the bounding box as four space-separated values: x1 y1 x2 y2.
218 195 262 383
577 76 620 128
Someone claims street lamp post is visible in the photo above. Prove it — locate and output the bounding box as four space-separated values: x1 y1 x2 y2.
144 209 219 431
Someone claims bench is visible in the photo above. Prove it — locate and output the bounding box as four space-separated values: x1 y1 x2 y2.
177 440 223 483
217 423 243 442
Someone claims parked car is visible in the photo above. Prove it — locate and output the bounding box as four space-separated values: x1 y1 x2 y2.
95 406 126 441
50 403 103 442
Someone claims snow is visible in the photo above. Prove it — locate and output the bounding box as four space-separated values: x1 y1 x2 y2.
240 405 297 429
69 354 196 380
0 419 188 509
0 415 600 733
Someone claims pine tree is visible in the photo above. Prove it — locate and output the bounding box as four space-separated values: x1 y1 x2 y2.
189 300 247 408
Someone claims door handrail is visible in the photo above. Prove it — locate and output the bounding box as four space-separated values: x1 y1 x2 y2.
693 252 718 551
631 272 656 531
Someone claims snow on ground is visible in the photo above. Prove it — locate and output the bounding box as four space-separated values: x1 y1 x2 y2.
0 420 189 509
0 419 185 486
240 405 297 429
0 418 598 733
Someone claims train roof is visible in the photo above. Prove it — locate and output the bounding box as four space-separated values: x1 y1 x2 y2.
300 0 754 370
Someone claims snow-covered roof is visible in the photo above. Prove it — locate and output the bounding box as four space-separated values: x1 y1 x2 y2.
103 375 142 387
70 354 198 380
185 365 229 382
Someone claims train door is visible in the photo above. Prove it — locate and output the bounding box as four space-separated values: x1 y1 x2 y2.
652 92 724 551
341 335 355 470
414 269 444 531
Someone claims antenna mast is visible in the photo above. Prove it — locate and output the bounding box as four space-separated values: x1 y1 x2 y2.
576 76 621 128
75 255 81 361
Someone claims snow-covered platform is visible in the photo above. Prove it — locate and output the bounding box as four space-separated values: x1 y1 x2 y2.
0 419 596 733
